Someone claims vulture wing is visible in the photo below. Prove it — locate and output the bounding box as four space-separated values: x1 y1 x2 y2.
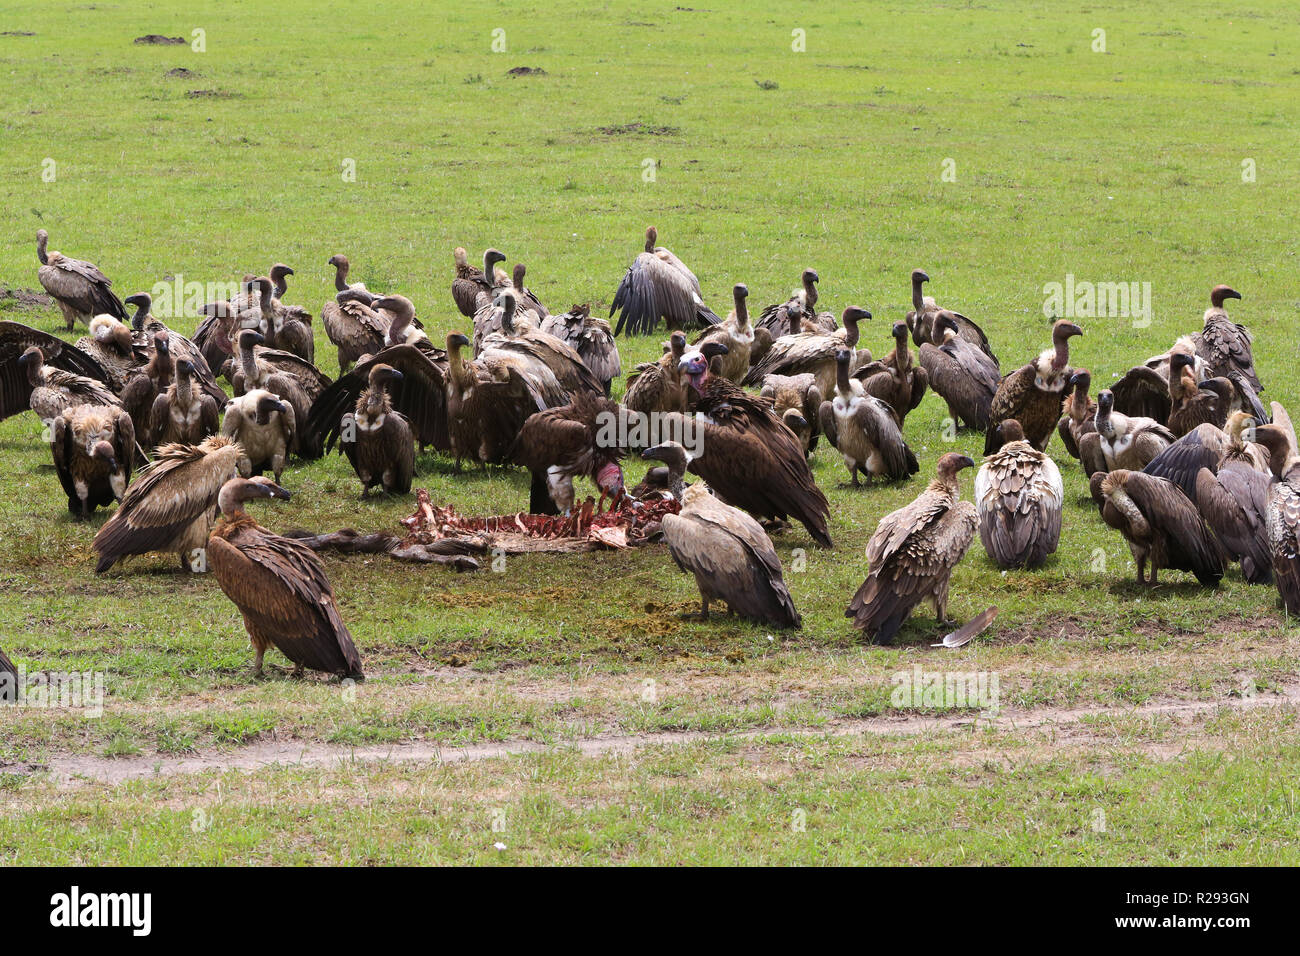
41 258 126 319
853 397 918 479
0 321 109 421
1141 423 1226 503
611 252 720 336
1123 472 1223 585
1112 366 1172 424
1196 465 1272 584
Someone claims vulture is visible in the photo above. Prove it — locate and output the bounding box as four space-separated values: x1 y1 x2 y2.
328 254 374 301
117 333 174 449
1196 457 1273 586
742 305 872 398
208 477 364 680
624 330 688 415
511 263 549 319
1195 285 1260 391
1140 417 1271 504
0 323 109 423
1167 351 1231 437
975 420 1063 569
220 389 294 483
480 291 604 398
539 304 621 396
149 358 221 447
473 284 538 353
854 320 929 427
124 293 226 405
757 269 836 335
304 344 449 458
637 440 689 501
228 329 329 454
759 372 822 455
610 226 720 335
657 476 802 629
451 248 505 317
1252 423 1300 611
340 363 414 495
846 452 978 645
818 348 918 484
51 402 135 518
1089 470 1222 587
1057 368 1098 464
1095 388 1176 472
692 284 755 383
321 288 388 375
444 332 561 466
511 390 626 515
93 434 241 572
984 319 1083 454
372 294 430 351
918 311 1001 431
74 314 145 393
35 229 126 329
250 273 314 363
906 269 996 361
672 352 833 547
17 345 119 423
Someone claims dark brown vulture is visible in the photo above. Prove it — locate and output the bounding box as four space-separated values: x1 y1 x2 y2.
1089 469 1222 587
371 295 432 351
451 248 505 317
1167 352 1231 437
975 420 1063 569
329 253 374 298
918 311 1001 431
659 478 801 629
854 320 929 427
759 372 823 455
984 319 1082 454
691 284 756 383
51 403 135 518
257 267 314 363
124 293 226 407
1141 423 1231 504
220 389 294 483
610 226 720 336
1195 285 1260 391
639 441 690 500
150 358 222 447
340 363 414 495
511 263 549 319
742 306 871 397
208 477 364 680
322 288 388 375
228 329 330 456
539 304 622 397
0 323 109 423
905 269 996 362
624 331 688 415
93 434 241 572
118 332 173 445
846 452 978 645
1057 368 1098 464
757 268 836 335
511 390 626 514
817 348 918 484
1196 458 1273 585
1095 388 1176 472
35 229 126 329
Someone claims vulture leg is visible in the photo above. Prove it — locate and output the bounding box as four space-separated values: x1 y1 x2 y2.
254 646 266 678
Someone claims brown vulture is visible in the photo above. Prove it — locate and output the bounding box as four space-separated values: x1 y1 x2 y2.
1057 368 1098 465
35 229 126 329
638 440 690 500
322 288 389 375
658 477 802 629
51 403 135 518
479 291 604 398
511 263 549 319
227 329 330 456
1195 285 1260 391
511 390 626 515
73 314 146 393
742 305 871 397
757 268 836 335
1252 423 1300 611
1141 423 1233 504
451 248 505 317
220 389 294 483
124 293 227 407
818 348 918 484
150 358 222 447
118 332 173 446
208 477 364 680
0 323 110 423
1095 388 1176 472
329 253 375 299
610 226 720 336
1167 351 1233 437
539 304 622 397
1089 469 1222 587
846 452 979 645
905 269 996 362
984 318 1082 453
691 283 756 383
1196 458 1273 585
17 345 120 424
93 434 241 572
854 320 929 427
918 311 1001 431
624 330 688 415
975 420 1063 569
759 372 823 456
339 363 414 495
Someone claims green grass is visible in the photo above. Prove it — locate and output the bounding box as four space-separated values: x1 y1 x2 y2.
1 0 1299 864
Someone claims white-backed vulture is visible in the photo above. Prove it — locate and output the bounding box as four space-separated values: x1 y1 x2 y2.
818 348 918 484
510 390 626 515
511 263 549 319
340 363 414 495
228 329 329 455
1196 285 1260 391
657 476 801 629
975 419 1063 569
1251 423 1300 611
1140 423 1230 504
636 440 689 501
149 358 221 447
93 434 241 572
760 372 822 456
124 293 226 406
1057 368 1098 463
74 314 145 392
451 248 505 317
473 284 539 353
1089 469 1223 587
1196 455 1273 585
480 291 604 397
984 319 1083 453
906 269 996 361
918 311 1001 431
846 452 978 645
1167 351 1233 437
208 477 364 680
322 288 388 375
328 254 374 299
610 226 720 336
692 283 755 383
1095 388 1176 472
35 229 126 329
118 331 173 444
742 305 871 396
17 345 120 423
757 268 836 335
624 331 688 415
539 304 621 396
51 403 135 518
250 273 314 363
0 321 109 423
854 320 928 427
220 388 294 483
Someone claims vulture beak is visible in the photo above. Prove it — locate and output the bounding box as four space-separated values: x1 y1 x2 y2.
913 270 930 284
641 445 665 461
178 359 194 375
955 455 975 470
787 414 808 429
448 333 471 349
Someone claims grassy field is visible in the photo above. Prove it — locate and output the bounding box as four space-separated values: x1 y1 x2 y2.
1 0 1299 864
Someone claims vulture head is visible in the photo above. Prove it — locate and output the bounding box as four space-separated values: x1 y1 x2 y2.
18 345 45 381
328 254 350 270
910 269 930 308
91 315 133 352
643 227 658 253
891 320 908 343
1198 377 1233 408
642 440 690 479
1050 318 1083 354
153 331 170 358
512 263 529 290
668 330 687 359
36 228 50 264
1209 285 1241 308
494 290 519 333
801 268 819 291
270 263 294 282
368 363 404 392
1068 368 1092 396
453 247 469 270
176 358 195 380
1253 424 1298 479
935 451 976 482
446 332 471 362
252 392 288 427
680 342 727 394
218 476 292 518
125 293 152 329
238 329 265 352
373 294 416 336
1095 389 1116 434
935 311 961 341
484 248 507 273
89 440 118 472
841 306 871 347
992 419 1027 449
595 460 625 502
1225 410 1257 446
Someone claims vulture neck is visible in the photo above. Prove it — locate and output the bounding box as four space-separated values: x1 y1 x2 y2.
447 345 474 388
333 261 350 292
911 277 926 311
149 350 173 387
130 302 150 330
842 317 859 349
835 361 853 398
25 359 45 388
175 368 193 409
892 336 910 372
1050 331 1072 370
272 273 288 299
733 294 749 333
36 233 48 266
240 341 260 380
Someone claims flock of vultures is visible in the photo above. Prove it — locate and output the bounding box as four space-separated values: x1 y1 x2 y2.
1 224 1297 682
